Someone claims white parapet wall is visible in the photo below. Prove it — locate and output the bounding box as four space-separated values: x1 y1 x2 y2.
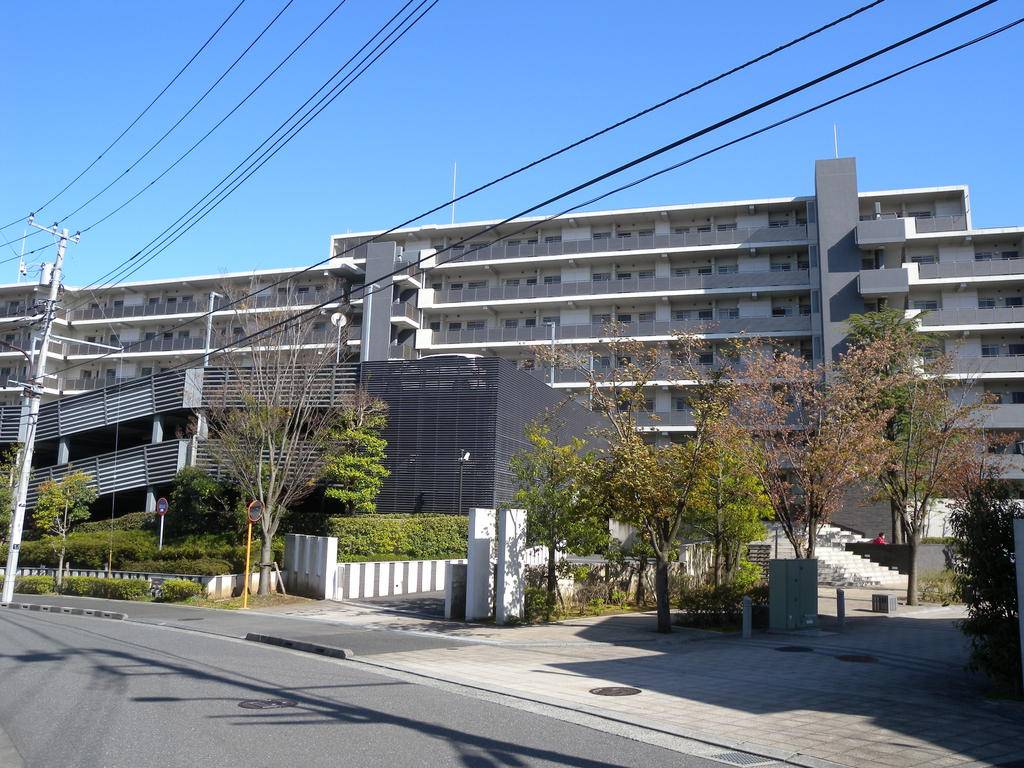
334 559 467 600
283 534 339 600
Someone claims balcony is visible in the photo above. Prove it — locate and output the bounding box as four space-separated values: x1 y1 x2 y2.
858 268 909 297
430 315 812 346
67 290 340 322
390 300 419 327
637 411 695 430
443 225 809 265
950 356 1024 375
389 344 417 361
64 336 207 356
918 259 1024 280
982 404 1024 430
434 269 811 305
918 308 1024 328
856 214 967 248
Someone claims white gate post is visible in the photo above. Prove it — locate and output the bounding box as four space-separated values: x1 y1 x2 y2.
466 508 496 620
495 508 527 625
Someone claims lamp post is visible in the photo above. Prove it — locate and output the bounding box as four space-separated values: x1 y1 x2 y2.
457 450 470 514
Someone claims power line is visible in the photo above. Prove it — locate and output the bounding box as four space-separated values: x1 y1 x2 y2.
0 0 248 232
68 0 887 306
66 0 433 302
53 0 298 226
50 8 1022 383
68 0 354 237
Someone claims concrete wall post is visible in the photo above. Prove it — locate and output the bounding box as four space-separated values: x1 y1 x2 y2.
466 507 496 620
495 508 527 625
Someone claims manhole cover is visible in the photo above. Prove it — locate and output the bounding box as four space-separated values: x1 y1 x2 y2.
836 654 877 663
774 646 814 653
238 699 297 710
710 751 777 766
589 686 641 697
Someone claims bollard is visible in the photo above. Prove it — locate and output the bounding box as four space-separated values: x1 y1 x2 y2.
741 595 752 639
836 588 845 631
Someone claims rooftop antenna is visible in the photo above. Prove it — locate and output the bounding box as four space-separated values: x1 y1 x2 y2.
16 228 27 282
450 161 457 224
833 124 840 159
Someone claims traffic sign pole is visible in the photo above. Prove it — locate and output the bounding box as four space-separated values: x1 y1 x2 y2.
156 497 169 551
159 517 165 551
242 501 264 609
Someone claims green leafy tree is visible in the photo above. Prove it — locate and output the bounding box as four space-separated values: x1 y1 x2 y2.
32 471 98 589
324 390 389 515
949 469 1023 694
847 308 936 543
0 446 20 545
686 438 771 587
168 466 243 536
511 422 607 619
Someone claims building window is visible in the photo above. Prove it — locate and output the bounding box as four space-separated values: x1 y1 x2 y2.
448 322 463 331
145 332 156 341
673 227 690 234
1007 297 1024 308
544 235 561 244
913 300 938 311
977 298 997 309
506 240 520 248
592 272 611 282
177 331 190 339
616 313 632 323
1003 251 1021 260
798 260 809 270
672 397 688 412
909 210 933 219
1009 344 1024 356
593 232 611 240
141 367 153 376
770 262 791 272
698 351 714 366
672 267 690 277
717 265 738 274
697 266 713 275
616 271 632 280
542 316 560 326
180 295 193 304
592 313 612 324
504 319 519 328
975 252 993 262
638 312 655 322
431 282 442 291
162 332 173 340
716 223 737 232
504 278 520 287
147 297 159 306
543 275 561 285
697 225 712 233
799 304 811 316
524 318 537 328
1012 392 1024 404
910 254 936 265
672 310 690 321
449 282 463 291
525 277 537 285
467 280 488 289
429 321 440 331
720 308 740 319
466 320 485 330
769 218 790 228
638 269 655 279
981 344 1000 357
698 309 713 320
638 229 654 237
772 307 789 317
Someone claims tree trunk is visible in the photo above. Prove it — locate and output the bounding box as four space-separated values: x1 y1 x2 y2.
906 535 919 606
258 537 273 597
655 555 672 634
57 543 66 591
635 553 647 606
545 543 557 621
712 543 721 587
890 498 903 544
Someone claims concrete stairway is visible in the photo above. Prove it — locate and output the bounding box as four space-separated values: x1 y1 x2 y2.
759 523 908 589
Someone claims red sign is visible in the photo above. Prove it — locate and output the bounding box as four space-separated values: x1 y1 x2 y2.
156 497 169 517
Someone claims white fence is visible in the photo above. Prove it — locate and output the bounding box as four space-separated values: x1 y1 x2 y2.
334 558 467 600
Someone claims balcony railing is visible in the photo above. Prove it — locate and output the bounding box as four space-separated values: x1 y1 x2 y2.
431 315 812 345
391 300 418 323
434 269 811 304
64 337 208 355
951 355 1024 375
915 214 967 233
389 344 417 360
918 308 1024 327
637 411 695 428
441 225 809 265
67 290 340 322
918 259 1024 280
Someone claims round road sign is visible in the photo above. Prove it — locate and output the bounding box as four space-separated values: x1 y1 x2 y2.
247 500 264 523
156 497 169 517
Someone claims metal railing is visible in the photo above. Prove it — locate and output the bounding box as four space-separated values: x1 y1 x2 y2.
950 355 1024 375
440 225 809 264
914 214 967 233
918 259 1024 280
431 315 812 345
637 411 695 428
391 300 418 322
434 269 810 304
67 290 340 322
919 308 1024 327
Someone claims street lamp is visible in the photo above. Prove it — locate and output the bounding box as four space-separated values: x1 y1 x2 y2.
457 450 470 514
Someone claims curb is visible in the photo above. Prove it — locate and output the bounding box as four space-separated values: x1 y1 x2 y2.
1 602 126 620
244 633 353 659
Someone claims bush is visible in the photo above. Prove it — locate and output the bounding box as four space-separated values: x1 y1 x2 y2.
159 578 204 602
61 576 150 601
124 558 233 576
524 586 558 623
328 515 468 561
678 581 769 628
1 530 158 570
917 569 961 604
168 467 243 536
0 575 55 595
949 480 1023 693
78 512 156 533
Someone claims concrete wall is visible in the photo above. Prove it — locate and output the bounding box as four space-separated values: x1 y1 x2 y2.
845 543 950 575
283 534 338 600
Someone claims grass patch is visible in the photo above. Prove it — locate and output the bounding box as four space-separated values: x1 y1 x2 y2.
182 593 312 610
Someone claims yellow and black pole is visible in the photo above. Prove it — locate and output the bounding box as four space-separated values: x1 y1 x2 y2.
242 500 264 609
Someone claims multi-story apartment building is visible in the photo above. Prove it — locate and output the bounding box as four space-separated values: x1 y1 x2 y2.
1 156 1021 528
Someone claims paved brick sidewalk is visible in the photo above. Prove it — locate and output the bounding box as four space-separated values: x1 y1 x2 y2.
262 592 1024 768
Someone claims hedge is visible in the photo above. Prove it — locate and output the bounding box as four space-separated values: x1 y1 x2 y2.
678 582 770 628
1 531 157 570
159 578 204 602
124 558 233 576
78 512 156 534
61 576 150 601
328 514 468 561
0 575 55 595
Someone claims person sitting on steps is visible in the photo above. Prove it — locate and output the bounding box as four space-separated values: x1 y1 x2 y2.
871 531 887 545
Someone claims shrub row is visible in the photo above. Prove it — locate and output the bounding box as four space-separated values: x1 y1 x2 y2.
124 558 233 576
158 578 204 602
328 514 468 562
678 582 770 628
78 512 156 533
0 575 55 595
61 576 150 601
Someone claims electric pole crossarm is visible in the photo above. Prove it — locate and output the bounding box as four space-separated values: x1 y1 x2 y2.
2 219 78 604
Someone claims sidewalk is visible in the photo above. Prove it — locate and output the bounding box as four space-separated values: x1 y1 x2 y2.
259 589 1024 768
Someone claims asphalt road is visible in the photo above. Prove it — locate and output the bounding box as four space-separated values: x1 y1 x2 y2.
0 609 721 768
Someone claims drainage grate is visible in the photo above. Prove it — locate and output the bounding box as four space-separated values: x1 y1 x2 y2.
836 654 877 663
238 699 297 710
589 686 641 697
710 751 777 766
773 646 814 653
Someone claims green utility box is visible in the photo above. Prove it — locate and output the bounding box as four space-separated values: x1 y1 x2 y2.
769 559 819 631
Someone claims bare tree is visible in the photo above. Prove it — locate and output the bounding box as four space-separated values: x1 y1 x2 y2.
204 294 348 595
729 344 893 559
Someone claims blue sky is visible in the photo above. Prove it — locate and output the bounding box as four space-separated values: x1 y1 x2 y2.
1 1 1021 284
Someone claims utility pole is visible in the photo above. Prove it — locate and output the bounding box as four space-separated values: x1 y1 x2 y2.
203 291 222 367
2 217 78 604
